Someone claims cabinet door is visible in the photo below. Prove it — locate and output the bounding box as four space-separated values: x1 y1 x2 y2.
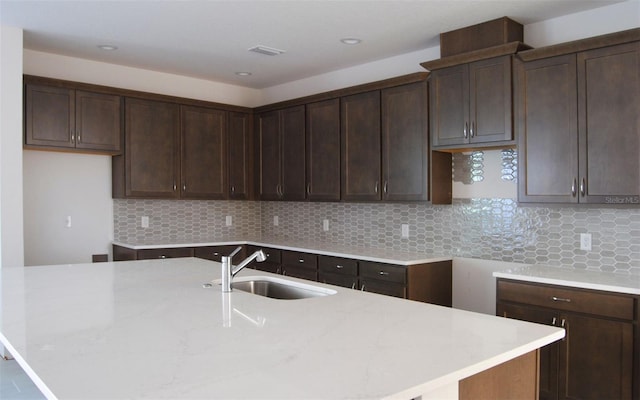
25 84 75 148
516 55 579 203
359 278 406 298
559 313 633 400
136 247 194 260
180 106 227 199
228 112 251 200
258 110 282 200
306 99 340 201
497 302 559 400
125 98 180 198
341 91 381 201
381 81 428 201
430 64 469 147
280 105 306 200
469 56 513 143
578 42 640 204
75 90 122 152
194 245 244 262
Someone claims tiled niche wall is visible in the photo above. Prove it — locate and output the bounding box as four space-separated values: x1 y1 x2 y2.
113 199 261 244
261 200 640 274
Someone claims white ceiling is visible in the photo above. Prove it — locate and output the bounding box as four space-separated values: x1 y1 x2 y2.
0 0 625 89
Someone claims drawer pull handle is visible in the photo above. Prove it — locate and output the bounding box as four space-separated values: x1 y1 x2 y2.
351 282 356 289
551 296 571 303
336 265 343 269
360 284 366 291
379 271 389 276
551 317 557 326
160 255 166 259
298 259 304 263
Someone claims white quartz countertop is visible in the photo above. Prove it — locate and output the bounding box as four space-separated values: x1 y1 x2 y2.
112 237 452 265
493 265 640 295
1 258 563 400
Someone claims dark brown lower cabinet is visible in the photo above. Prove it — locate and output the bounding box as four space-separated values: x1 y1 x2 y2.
318 256 358 289
281 251 318 281
136 247 194 260
497 279 637 400
193 245 245 262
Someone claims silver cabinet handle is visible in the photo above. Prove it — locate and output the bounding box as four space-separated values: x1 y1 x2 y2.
173 182 177 191
71 132 75 143
580 178 586 197
77 132 81 143
552 317 557 326
379 271 390 276
383 181 388 194
298 259 304 263
470 121 475 138
335 265 343 269
307 184 311 195
231 186 235 194
213 252 220 256
551 296 571 303
571 178 577 197
360 284 366 291
374 181 379 194
351 282 356 290
464 122 469 139
183 184 186 191
160 255 166 259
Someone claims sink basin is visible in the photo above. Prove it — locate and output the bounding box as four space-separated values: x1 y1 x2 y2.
231 276 337 300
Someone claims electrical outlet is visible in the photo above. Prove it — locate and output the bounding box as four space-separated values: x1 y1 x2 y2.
580 233 592 251
273 216 279 226
141 216 149 228
66 215 72 228
401 224 409 238
323 219 329 231
225 215 233 226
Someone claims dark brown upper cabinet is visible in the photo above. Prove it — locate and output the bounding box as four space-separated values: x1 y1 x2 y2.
180 105 227 199
429 55 513 149
341 90 382 201
381 81 429 201
517 38 640 204
258 105 306 200
25 83 122 154
306 99 341 201
228 112 252 200
118 97 181 198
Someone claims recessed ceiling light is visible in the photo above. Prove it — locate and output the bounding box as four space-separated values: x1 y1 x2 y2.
235 72 252 76
248 45 286 56
340 38 362 45
97 44 118 51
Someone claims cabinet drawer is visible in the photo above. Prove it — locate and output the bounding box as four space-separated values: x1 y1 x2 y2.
360 279 406 298
282 264 317 281
497 279 634 320
359 261 406 284
194 245 244 262
248 246 281 264
137 247 194 260
319 272 357 289
282 251 317 269
318 256 358 276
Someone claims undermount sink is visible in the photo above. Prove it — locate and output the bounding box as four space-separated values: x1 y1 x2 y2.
231 276 337 300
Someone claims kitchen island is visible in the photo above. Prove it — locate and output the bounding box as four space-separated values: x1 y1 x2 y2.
0 258 563 399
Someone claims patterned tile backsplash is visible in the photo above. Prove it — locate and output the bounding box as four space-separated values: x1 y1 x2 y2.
114 198 640 274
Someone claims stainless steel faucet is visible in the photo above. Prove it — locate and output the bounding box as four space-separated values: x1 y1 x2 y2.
221 246 267 292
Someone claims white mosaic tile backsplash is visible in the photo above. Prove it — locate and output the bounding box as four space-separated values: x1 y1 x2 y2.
114 198 640 274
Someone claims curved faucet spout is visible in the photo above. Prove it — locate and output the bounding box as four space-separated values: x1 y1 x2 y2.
221 247 267 292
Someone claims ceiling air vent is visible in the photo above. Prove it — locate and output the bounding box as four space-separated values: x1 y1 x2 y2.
248 45 286 56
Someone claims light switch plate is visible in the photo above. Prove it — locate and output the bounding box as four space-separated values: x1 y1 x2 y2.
401 224 409 238
323 219 329 231
580 233 592 251
141 216 149 228
225 215 233 226
273 216 279 226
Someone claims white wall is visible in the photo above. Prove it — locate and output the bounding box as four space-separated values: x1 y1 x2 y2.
23 151 113 266
0 25 24 269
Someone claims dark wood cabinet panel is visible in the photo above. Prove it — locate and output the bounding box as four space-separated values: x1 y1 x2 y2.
497 302 559 400
430 55 513 149
180 105 227 199
124 98 180 198
430 64 468 147
319 272 358 289
341 90 381 201
228 112 252 200
516 54 579 203
194 245 245 262
306 99 341 201
136 247 194 260
381 81 429 201
25 84 121 153
469 56 513 143
280 106 306 200
74 90 122 152
360 279 406 298
518 40 640 204
578 42 640 204
258 106 306 200
25 84 75 148
497 279 638 400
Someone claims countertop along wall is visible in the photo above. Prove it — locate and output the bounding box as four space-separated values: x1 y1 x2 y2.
21 1 640 266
